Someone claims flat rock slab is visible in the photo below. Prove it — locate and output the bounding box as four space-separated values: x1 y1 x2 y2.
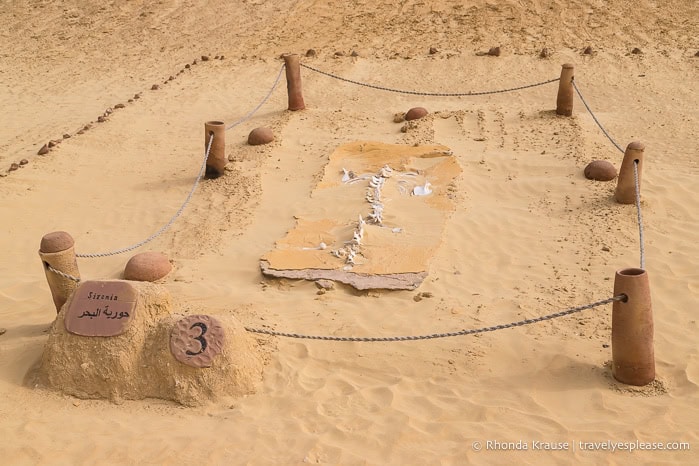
64 281 137 337
260 141 460 290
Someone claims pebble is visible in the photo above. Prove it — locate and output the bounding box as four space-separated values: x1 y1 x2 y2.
315 279 334 290
151 84 159 90
201 55 210 61
97 115 106 123
63 134 71 139
0 328 6 336
37 144 49 155
583 45 593 55
19 159 28 165
539 47 550 58
631 47 643 55
429 47 438 55
584 160 617 181
48 140 59 147
114 103 125 109
487 46 501 57
305 49 317 57
9 163 19 171
185 64 191 69
405 107 428 121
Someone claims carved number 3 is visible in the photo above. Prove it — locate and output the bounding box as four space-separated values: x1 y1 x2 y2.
186 322 208 356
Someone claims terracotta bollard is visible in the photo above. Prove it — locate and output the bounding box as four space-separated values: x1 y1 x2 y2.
615 141 645 204
204 120 226 178
283 54 306 111
556 63 574 116
612 268 655 386
39 231 81 312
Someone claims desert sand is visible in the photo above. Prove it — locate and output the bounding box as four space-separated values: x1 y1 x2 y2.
1 0 698 464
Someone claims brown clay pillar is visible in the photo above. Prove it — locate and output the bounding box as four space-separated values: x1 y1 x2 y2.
612 268 655 386
556 64 575 116
39 231 81 312
283 54 306 111
615 141 645 204
204 121 226 179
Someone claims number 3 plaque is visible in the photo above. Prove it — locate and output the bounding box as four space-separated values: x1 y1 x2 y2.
170 315 226 368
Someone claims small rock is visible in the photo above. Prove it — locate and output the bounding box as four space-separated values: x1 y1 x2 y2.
487 46 501 57
219 55 225 60
305 49 316 57
602 246 611 252
63 134 71 139
77 130 85 135
128 99 134 103
405 107 428 121
334 51 345 57
9 163 19 171
185 64 191 69
316 289 326 295
97 116 106 123
73 401 81 407
215 55 220 59
248 127 275 145
350 50 359 57
168 76 174 81
192 59 198 65
539 47 550 58
38 144 49 155
0 328 6 336
83 124 91 131
19 159 28 166
602 344 610 348
420 291 434 298
429 47 438 55
151 84 159 90
695 51 699 57
413 294 423 302
48 140 59 148
584 160 617 181
631 47 642 55
124 251 172 282
201 55 210 61
583 45 593 55
114 103 125 109
105 108 113 115
315 279 335 290
400 124 409 133
393 112 405 123
134 94 140 99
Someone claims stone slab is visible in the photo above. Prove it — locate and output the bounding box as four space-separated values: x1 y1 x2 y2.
170 315 226 368
64 280 138 337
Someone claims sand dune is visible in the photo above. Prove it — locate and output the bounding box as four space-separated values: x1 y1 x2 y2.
1 1 698 464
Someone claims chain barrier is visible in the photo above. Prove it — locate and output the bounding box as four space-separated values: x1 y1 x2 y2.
46 263 81 283
226 64 286 131
634 161 646 269
76 133 214 258
571 79 624 154
244 296 623 342
300 63 560 97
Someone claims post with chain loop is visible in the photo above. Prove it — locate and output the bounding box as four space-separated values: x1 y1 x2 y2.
204 121 226 178
556 64 574 116
615 141 644 204
283 54 306 111
612 268 655 385
39 231 81 312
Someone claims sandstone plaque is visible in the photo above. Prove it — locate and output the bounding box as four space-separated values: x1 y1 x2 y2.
64 280 138 337
170 315 226 368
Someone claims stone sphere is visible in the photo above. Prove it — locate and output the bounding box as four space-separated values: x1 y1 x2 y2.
405 107 428 121
584 160 617 181
124 252 172 282
248 127 274 145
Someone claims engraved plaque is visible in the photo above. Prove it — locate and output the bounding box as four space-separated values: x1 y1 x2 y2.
64 281 138 337
170 315 225 368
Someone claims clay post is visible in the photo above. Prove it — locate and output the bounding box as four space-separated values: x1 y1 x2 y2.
39 231 81 312
612 268 655 386
283 54 306 111
204 121 226 178
556 64 575 116
615 141 645 204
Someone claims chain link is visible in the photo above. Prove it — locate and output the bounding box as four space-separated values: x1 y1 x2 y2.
226 64 286 131
244 296 623 342
572 79 624 154
300 63 560 97
76 133 214 258
46 263 81 283
634 161 646 269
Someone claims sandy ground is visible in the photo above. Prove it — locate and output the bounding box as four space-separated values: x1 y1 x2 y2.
1 0 698 464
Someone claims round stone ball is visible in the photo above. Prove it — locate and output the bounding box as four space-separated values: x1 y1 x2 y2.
405 107 428 121
248 127 274 146
124 252 172 282
584 160 617 181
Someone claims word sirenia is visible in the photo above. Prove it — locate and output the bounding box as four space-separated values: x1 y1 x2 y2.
87 291 119 301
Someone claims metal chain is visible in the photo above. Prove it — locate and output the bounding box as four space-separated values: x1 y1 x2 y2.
226 64 286 131
46 263 81 283
572 79 624 154
76 133 214 258
244 296 623 342
634 161 646 269
300 63 560 97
